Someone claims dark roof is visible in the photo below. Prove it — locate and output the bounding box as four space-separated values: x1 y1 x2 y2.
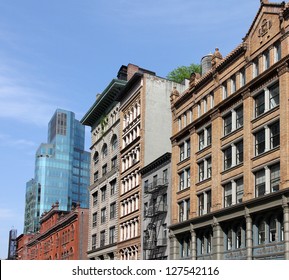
115 72 143 101
139 152 171 175
81 79 127 126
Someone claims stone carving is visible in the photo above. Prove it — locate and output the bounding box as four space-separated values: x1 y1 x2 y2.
170 86 180 103
211 48 223 70
258 19 272 38
189 72 201 89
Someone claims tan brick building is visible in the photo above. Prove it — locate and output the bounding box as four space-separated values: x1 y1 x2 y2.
169 0 289 260
16 202 88 260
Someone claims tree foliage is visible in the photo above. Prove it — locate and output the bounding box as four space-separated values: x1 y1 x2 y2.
167 63 201 83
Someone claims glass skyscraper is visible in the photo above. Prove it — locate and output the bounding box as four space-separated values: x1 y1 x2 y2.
24 109 90 233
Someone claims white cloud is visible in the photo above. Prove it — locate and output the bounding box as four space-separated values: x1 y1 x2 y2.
0 134 36 149
0 63 63 126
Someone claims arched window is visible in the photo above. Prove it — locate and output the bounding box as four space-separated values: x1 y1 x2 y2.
111 135 118 151
102 143 108 158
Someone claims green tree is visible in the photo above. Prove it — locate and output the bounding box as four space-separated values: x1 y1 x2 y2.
167 63 201 83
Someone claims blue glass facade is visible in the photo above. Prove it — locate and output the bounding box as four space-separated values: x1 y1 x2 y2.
24 109 90 233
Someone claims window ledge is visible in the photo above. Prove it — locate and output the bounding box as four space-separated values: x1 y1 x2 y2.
221 127 243 141
252 146 280 161
221 163 243 175
196 145 211 155
251 105 279 124
196 177 211 186
177 157 190 166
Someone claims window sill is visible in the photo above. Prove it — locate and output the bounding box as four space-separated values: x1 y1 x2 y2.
176 187 190 195
251 105 279 124
196 177 211 186
177 157 190 166
221 127 243 141
196 145 211 155
221 163 243 175
252 146 280 161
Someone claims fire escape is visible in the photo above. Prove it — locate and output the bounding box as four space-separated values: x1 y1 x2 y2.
143 178 168 259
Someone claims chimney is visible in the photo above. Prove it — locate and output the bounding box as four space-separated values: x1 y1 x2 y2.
127 64 140 81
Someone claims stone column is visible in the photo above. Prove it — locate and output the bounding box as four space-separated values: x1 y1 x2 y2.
245 209 253 260
190 224 197 260
169 232 178 260
283 198 289 260
212 217 222 260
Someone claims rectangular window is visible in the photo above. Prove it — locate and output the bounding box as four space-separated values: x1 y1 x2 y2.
102 164 107 176
101 186 107 202
274 42 281 62
263 50 270 70
236 106 243 129
179 172 184 190
92 234 97 250
224 147 232 170
198 161 205 182
180 143 185 161
100 230 105 247
110 202 116 219
178 201 184 222
109 227 115 244
178 117 182 131
163 169 168 183
236 140 244 164
111 156 117 169
240 68 246 87
94 171 99 182
222 83 228 99
92 212 97 228
255 129 266 155
199 130 205 150
253 58 259 78
236 177 244 203
110 180 116 196
224 114 232 135
92 191 98 206
270 163 280 192
255 92 265 117
231 75 236 94
270 121 280 149
101 207 106 223
224 183 232 207
255 169 266 197
269 83 280 109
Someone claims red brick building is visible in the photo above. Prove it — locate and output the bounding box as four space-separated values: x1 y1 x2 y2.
16 202 88 260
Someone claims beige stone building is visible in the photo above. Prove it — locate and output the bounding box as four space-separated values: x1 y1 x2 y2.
116 64 185 259
81 78 126 260
169 0 289 260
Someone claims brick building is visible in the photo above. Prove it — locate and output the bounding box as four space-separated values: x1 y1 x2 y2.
16 202 88 260
169 0 289 260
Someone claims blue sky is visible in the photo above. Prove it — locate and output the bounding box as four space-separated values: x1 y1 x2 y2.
0 0 260 259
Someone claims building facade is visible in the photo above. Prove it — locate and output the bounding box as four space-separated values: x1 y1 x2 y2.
116 64 186 260
81 78 127 260
169 0 289 260
140 153 171 260
7 229 17 260
24 109 90 233
17 203 88 260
